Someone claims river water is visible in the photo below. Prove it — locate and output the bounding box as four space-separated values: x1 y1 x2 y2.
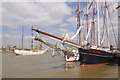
2 51 119 78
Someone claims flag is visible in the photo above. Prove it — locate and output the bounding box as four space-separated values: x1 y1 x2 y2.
11 45 16 48
94 10 97 15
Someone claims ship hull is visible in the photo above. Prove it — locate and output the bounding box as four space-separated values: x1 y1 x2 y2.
78 48 118 66
14 49 47 56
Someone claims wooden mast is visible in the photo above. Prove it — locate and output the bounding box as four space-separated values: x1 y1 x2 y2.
105 0 109 47
93 8 95 45
77 0 81 44
31 26 33 51
97 0 100 47
106 0 110 47
86 0 89 43
117 1 120 50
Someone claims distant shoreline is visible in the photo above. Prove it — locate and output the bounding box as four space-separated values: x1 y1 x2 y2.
0 51 14 53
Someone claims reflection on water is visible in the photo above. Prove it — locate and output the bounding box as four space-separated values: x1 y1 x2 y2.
2 52 118 78
64 62 75 71
64 62 80 71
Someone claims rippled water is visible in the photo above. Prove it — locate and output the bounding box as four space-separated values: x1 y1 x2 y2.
2 51 119 78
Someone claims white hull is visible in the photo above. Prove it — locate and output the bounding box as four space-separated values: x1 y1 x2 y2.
14 49 47 55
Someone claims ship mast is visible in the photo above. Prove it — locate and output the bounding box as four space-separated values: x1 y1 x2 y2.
77 0 81 44
117 1 120 50
86 0 89 43
93 7 95 46
97 0 100 47
31 26 33 51
105 0 110 47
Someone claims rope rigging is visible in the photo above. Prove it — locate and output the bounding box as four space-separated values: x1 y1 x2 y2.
106 6 118 47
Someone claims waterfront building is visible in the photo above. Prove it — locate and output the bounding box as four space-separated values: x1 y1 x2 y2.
6 45 10 52
0 46 2 52
33 44 42 51
10 47 14 51
36 44 42 50
2 46 5 52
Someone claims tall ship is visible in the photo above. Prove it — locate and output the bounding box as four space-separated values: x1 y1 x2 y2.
32 0 120 66
78 0 119 66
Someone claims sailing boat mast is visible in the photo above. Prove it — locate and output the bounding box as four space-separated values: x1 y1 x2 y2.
77 0 81 44
22 25 24 49
31 26 33 51
93 7 95 45
86 0 89 43
105 0 110 47
97 0 100 47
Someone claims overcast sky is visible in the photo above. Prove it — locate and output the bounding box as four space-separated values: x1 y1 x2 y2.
1 0 119 48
